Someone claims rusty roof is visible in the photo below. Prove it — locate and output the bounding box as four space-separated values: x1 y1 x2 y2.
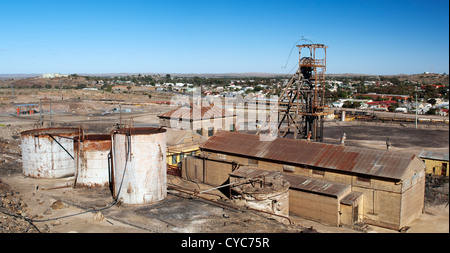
230 167 350 198
340 191 363 205
201 131 419 180
158 105 235 120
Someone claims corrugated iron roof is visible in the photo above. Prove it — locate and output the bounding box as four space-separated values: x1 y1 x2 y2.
230 167 350 198
158 105 235 120
201 131 419 180
340 191 363 205
419 150 449 162
164 128 207 147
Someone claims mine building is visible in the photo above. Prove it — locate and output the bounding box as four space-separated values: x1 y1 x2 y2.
158 104 237 138
183 131 426 230
419 150 449 177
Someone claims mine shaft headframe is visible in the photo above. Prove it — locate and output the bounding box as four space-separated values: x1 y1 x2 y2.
256 43 329 142
297 44 328 82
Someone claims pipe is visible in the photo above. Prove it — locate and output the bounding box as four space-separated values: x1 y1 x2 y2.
47 134 74 160
168 186 240 212
246 207 292 225
197 177 259 194
40 184 72 191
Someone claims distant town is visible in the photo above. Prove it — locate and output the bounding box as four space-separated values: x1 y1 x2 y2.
1 72 448 116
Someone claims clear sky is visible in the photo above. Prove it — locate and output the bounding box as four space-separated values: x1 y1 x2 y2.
0 0 448 75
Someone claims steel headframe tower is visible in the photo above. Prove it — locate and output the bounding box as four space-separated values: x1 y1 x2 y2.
276 43 330 142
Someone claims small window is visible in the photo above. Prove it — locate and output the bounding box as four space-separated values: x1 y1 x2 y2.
196 128 202 135
357 176 371 184
312 169 325 176
208 127 214 137
283 165 295 173
230 124 235 132
171 155 177 164
248 158 258 166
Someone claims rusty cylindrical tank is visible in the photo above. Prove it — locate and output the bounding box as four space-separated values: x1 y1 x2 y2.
21 128 81 178
111 127 166 205
231 176 290 224
73 134 112 188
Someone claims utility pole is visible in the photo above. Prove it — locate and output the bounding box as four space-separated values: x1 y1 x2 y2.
415 88 418 129
60 77 63 100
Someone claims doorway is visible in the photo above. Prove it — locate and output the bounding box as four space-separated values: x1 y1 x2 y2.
353 205 359 224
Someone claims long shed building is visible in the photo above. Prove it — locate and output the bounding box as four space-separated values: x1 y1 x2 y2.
185 131 426 230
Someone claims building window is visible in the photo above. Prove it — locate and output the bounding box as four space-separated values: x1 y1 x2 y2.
230 124 235 132
283 165 295 173
248 158 258 166
208 127 214 137
357 176 371 184
442 163 448 176
196 129 202 135
312 169 325 177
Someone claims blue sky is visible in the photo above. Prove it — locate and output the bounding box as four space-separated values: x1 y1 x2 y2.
0 0 448 75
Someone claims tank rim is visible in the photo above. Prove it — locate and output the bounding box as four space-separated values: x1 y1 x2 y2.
21 127 81 136
112 127 166 135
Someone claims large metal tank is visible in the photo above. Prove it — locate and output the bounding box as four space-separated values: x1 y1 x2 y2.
111 127 167 205
74 134 112 188
21 128 81 178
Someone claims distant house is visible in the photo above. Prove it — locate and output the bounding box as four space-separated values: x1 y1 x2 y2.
436 108 449 116
354 93 411 101
158 104 237 138
419 151 449 177
394 107 408 113
367 100 397 110
164 128 207 175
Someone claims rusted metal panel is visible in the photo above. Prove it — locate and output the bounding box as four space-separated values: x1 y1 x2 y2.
21 128 81 178
201 131 418 180
111 127 167 205
74 134 112 187
340 191 363 206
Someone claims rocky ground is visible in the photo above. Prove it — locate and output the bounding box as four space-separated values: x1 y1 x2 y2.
0 180 40 233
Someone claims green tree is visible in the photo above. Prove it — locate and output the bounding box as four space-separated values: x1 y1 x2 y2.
427 98 437 106
388 102 399 112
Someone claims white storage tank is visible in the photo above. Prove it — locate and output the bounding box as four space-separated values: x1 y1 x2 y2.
74 134 112 188
111 127 167 205
21 128 81 178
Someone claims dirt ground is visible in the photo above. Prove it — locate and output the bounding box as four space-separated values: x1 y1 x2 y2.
0 88 448 233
